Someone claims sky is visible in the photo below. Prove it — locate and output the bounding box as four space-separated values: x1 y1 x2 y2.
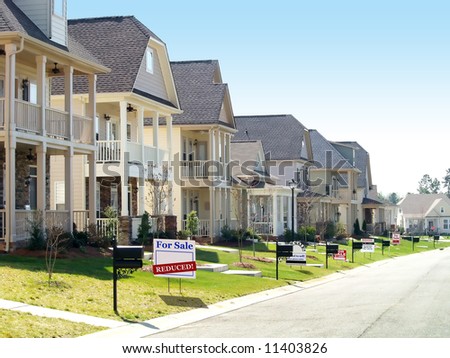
68 0 450 197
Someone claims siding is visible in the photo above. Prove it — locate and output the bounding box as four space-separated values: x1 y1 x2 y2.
13 0 51 37
134 47 169 102
50 13 67 46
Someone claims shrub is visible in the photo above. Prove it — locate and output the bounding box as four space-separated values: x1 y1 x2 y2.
137 211 152 245
186 211 199 236
26 211 46 250
298 225 316 242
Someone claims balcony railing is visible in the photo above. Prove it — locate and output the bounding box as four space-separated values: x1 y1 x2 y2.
181 160 209 178
96 140 168 165
0 98 94 144
97 140 121 162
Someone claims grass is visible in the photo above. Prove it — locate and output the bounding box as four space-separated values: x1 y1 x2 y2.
0 236 448 338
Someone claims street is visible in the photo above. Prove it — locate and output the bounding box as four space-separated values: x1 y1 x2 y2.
148 247 450 338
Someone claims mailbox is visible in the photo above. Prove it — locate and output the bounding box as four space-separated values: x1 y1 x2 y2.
434 235 440 241
326 244 339 254
277 244 293 258
352 241 363 250
113 245 144 269
382 240 390 247
412 237 420 243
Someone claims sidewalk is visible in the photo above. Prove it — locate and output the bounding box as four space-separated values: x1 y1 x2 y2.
0 272 348 339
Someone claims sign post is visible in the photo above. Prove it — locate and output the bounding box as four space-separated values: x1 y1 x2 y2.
325 243 339 269
275 241 293 280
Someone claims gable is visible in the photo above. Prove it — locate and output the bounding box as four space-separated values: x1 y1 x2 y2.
134 44 169 102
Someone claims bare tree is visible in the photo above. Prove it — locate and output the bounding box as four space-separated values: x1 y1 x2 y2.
45 224 70 285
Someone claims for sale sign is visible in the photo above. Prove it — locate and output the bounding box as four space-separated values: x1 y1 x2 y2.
153 239 196 279
392 233 401 245
286 243 307 265
361 238 375 253
333 250 347 261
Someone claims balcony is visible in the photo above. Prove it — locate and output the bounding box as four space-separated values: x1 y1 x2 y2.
0 98 94 144
96 140 167 164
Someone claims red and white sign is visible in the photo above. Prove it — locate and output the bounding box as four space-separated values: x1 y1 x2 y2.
392 233 401 245
153 239 196 279
361 238 375 253
333 250 347 261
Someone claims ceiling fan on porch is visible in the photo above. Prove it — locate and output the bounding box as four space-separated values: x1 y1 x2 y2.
127 103 137 112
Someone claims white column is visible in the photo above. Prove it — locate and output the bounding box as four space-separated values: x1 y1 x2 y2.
273 194 279 236
65 147 74 232
220 131 225 180
137 107 145 215
4 43 17 250
88 75 97 224
119 101 129 216
166 116 174 215
36 55 47 136
36 144 47 213
209 186 215 242
64 65 74 141
153 112 160 166
225 133 231 182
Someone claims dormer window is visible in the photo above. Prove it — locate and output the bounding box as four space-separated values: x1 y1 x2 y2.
146 48 154 74
53 0 65 18
441 207 445 213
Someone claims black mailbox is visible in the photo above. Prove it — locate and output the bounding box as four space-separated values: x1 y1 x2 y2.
382 240 390 247
277 244 293 258
434 235 440 241
353 241 363 250
326 244 339 254
412 237 420 243
113 246 144 269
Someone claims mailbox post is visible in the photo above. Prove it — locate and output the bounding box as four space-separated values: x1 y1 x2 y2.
325 243 339 269
275 242 293 280
382 240 390 255
112 238 143 312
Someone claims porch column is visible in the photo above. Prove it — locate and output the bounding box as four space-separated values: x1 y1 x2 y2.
214 129 220 180
119 101 129 216
64 65 74 141
87 74 97 225
166 116 173 215
35 55 47 136
65 147 74 232
209 186 215 242
152 112 160 166
226 188 231 226
137 107 145 216
225 133 231 182
4 43 17 250
220 131 225 180
36 144 47 213
273 194 279 236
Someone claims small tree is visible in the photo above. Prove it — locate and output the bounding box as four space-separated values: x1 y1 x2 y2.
137 211 152 245
353 218 362 236
103 206 119 242
45 225 70 285
26 210 46 250
186 210 199 238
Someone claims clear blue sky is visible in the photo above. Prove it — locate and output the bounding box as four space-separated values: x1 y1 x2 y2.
68 0 450 197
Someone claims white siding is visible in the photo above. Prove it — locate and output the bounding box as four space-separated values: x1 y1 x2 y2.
50 14 67 46
134 47 169 102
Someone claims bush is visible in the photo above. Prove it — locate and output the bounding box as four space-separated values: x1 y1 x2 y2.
26 211 46 250
220 225 233 241
324 221 336 240
298 226 316 242
186 211 199 236
137 211 152 245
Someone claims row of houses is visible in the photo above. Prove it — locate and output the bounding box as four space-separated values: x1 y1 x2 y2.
0 0 415 252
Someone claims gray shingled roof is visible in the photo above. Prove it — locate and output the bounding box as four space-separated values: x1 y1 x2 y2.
0 0 100 64
308 130 353 170
170 60 231 126
234 115 306 161
333 141 369 188
67 16 154 94
398 193 450 216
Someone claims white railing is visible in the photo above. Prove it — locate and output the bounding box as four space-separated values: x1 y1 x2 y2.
0 209 5 239
0 98 5 129
15 100 41 133
252 221 273 235
96 140 121 162
181 160 208 178
46 108 69 139
73 115 93 144
46 210 70 231
73 210 89 232
15 210 36 241
96 218 118 239
127 141 143 162
182 219 210 236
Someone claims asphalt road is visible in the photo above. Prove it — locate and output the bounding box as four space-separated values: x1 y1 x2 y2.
148 247 450 338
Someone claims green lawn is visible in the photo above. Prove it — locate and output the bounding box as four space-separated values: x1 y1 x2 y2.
0 236 448 338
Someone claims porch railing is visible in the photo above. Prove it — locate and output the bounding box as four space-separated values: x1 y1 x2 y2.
251 221 273 235
73 210 89 232
96 218 119 239
73 115 93 144
46 108 69 140
16 100 41 133
182 219 210 236
180 160 208 178
96 140 121 162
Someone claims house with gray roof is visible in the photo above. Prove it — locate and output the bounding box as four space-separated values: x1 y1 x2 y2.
232 114 312 236
143 60 236 241
50 14 181 237
398 193 450 234
0 0 108 251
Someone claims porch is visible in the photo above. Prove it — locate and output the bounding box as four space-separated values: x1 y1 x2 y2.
0 99 94 144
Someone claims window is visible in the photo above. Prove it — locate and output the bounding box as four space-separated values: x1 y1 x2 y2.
441 207 445 213
55 181 65 211
127 123 131 142
444 219 449 230
146 48 154 74
53 0 65 17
